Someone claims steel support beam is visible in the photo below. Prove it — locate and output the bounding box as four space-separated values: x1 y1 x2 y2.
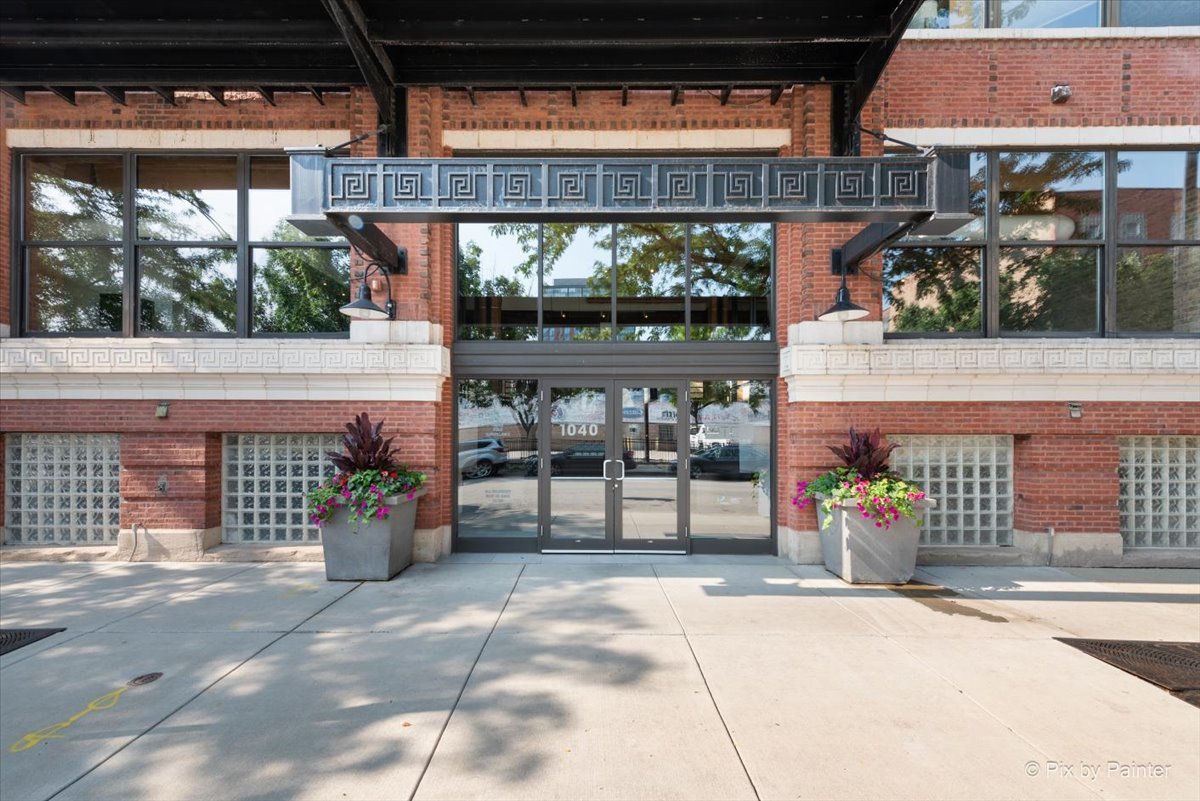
1 86 26 104
835 0 924 155
320 0 402 155
327 214 407 272
831 223 914 274
45 86 76 105
99 86 126 105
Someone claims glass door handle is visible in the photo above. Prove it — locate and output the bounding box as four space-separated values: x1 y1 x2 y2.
602 459 614 480
614 460 625 481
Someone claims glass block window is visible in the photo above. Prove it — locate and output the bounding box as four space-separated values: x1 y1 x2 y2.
889 435 1014 546
222 434 340 544
1118 437 1200 549
4 434 120 544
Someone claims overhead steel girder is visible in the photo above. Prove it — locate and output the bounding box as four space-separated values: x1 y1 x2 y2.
286 150 971 238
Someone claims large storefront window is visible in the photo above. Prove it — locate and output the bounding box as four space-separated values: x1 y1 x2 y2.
457 223 772 342
456 379 540 541
17 153 349 337
887 149 1199 337
688 380 773 541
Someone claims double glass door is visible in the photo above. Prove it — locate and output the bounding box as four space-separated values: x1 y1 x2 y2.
539 380 687 552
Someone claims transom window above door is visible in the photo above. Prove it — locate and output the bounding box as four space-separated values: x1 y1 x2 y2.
456 222 773 342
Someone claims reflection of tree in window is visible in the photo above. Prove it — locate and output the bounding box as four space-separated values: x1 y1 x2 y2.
253 223 350 334
25 158 124 332
1000 248 1098 332
999 151 1104 240
884 248 982 333
690 223 772 341
457 222 771 341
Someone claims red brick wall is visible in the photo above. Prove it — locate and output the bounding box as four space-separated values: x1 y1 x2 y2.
0 400 447 532
879 36 1200 129
780 402 1199 535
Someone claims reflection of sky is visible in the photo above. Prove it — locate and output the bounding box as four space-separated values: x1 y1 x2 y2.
550 227 610 287
459 224 614 293
1117 151 1200 189
183 187 299 240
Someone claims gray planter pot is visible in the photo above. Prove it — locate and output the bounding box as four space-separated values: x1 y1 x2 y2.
816 495 935 584
320 487 425 581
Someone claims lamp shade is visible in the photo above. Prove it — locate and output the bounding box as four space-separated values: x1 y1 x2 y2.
339 283 390 320
817 286 869 322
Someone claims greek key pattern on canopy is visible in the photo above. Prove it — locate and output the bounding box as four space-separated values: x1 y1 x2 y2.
321 157 933 216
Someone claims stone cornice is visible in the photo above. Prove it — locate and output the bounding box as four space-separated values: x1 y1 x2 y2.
780 339 1200 402
0 338 451 401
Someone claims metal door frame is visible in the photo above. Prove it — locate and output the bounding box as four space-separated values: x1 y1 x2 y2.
612 379 688 553
538 378 688 553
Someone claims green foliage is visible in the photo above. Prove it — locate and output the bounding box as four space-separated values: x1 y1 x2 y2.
885 248 982 333
999 248 1098 332
794 429 926 531
254 224 350 334
1115 250 1177 332
792 468 927 531
307 468 425 530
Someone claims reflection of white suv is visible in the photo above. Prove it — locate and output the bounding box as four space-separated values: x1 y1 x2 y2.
458 438 508 479
689 424 731 450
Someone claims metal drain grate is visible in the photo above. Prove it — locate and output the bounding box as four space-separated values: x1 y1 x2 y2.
0 628 66 656
1057 639 1200 707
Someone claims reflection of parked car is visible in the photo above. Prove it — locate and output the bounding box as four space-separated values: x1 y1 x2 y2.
684 444 767 479
458 438 507 479
524 442 637 476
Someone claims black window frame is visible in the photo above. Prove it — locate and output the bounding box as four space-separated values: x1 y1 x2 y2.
12 150 351 339
886 147 1200 339
454 221 776 344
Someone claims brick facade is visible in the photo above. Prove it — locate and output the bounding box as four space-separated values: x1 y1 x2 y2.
2 33 1197 559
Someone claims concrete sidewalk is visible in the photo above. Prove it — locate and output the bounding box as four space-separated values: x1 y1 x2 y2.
0 557 1197 801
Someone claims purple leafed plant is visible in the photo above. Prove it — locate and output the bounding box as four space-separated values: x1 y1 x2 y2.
827 427 898 481
327 412 399 473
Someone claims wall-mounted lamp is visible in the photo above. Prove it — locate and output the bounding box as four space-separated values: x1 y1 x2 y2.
155 400 170 419
817 249 869 323
1050 84 1072 104
339 256 402 320
1067 401 1084 419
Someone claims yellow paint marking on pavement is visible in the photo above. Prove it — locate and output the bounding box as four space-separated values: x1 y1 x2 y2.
9 687 130 752
283 582 320 597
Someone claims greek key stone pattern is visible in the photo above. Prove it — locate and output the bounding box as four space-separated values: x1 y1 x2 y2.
325 157 930 215
4 434 120 544
222 434 341 544
1118 436 1200 548
890 435 1014 547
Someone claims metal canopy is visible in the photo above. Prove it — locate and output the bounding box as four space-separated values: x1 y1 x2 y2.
287 149 971 266
1 0 922 154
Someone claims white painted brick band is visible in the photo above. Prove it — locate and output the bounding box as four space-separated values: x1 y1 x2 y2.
444 128 792 151
886 126 1200 147
780 339 1200 402
0 339 451 401
5 129 352 150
